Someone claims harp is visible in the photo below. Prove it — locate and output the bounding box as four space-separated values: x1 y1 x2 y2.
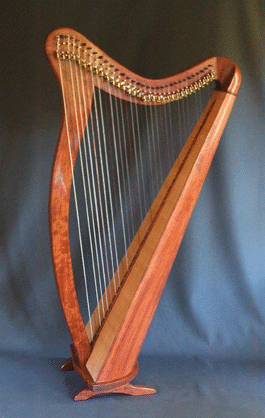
46 28 241 401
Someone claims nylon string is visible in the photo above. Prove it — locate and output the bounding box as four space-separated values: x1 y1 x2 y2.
58 48 94 338
82 62 109 318
76 45 102 327
64 48 215 340
96 81 123 290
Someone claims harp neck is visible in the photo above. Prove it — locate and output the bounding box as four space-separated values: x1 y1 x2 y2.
46 28 240 106
55 34 217 104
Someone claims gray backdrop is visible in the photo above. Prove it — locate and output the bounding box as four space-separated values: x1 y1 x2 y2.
1 1 265 417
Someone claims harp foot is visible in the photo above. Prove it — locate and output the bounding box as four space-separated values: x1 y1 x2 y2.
61 351 156 401
73 382 157 401
60 357 74 372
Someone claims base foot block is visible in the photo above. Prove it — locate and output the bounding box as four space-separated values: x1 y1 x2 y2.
74 382 157 401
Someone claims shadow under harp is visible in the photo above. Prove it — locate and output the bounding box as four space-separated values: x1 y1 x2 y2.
46 28 241 401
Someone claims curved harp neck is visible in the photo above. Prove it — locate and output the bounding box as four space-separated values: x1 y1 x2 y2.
46 28 240 104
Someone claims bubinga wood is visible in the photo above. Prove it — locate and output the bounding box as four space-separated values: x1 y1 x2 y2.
46 28 241 401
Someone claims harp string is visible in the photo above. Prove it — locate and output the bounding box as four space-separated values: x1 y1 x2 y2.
184 79 190 147
161 101 173 184
126 99 145 244
155 104 165 190
77 48 103 327
68 40 97 332
85 73 132 324
116 93 134 262
113 93 130 271
125 101 140 242
73 38 117 332
91 82 115 306
74 42 108 329
128 100 143 241
118 91 138 272
159 103 169 183
92 85 111 309
84 91 107 323
144 105 156 214
108 91 128 284
85 73 113 318
72 46 100 327
58 44 94 337
115 92 134 264
129 100 144 235
68 57 215 338
134 103 149 218
149 104 160 198
75 43 115 330
95 79 122 292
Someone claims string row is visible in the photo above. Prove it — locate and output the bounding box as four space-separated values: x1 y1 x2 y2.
58 47 215 341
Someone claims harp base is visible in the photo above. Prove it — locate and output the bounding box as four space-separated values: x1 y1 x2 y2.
73 382 157 401
60 354 156 401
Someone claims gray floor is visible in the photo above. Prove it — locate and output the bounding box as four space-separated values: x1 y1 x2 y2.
1 353 265 418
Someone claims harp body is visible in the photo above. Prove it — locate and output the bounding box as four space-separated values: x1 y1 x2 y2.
46 28 241 400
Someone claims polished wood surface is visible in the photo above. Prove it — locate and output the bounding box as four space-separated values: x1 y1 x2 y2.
46 28 241 400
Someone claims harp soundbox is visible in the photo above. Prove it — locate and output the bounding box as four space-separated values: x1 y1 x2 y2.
46 28 241 401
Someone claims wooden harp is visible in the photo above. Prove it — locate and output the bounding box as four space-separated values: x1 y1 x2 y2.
46 28 241 401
